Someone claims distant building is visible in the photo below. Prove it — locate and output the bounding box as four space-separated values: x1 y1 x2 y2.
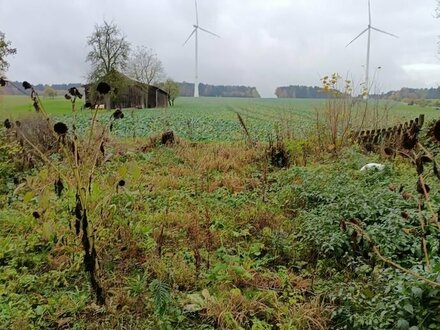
84 70 169 109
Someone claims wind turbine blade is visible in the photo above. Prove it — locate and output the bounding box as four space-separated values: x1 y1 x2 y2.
195 0 199 26
183 28 197 46
346 27 369 47
371 26 398 38
368 0 371 25
198 26 220 38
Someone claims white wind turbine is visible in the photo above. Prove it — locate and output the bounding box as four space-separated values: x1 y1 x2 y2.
346 0 398 98
183 0 220 97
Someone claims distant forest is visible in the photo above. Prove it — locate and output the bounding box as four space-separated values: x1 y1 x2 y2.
3 80 261 99
275 85 329 99
178 82 260 98
276 85 440 100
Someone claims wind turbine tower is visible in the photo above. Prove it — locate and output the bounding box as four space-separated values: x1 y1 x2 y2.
183 0 220 97
346 0 398 98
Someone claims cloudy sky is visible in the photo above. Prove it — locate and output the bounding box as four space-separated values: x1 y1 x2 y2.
1 0 439 97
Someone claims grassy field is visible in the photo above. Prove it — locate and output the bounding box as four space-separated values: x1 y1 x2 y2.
1 95 439 141
0 95 73 117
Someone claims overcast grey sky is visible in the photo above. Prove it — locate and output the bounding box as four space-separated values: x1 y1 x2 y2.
1 0 439 97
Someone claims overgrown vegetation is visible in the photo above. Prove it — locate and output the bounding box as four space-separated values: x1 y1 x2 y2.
1 77 440 329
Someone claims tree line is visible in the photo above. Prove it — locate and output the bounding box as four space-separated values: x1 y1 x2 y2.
378 87 440 100
179 82 260 98
274 85 329 99
275 85 440 101
4 82 80 93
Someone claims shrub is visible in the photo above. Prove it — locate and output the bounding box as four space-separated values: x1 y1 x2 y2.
275 148 440 329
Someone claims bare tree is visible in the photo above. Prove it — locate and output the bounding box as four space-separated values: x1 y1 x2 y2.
86 21 130 81
126 46 165 87
0 31 17 76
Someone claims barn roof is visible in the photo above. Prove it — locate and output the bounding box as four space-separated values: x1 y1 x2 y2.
84 70 169 96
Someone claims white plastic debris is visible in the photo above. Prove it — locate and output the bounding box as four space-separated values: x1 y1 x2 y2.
360 163 385 171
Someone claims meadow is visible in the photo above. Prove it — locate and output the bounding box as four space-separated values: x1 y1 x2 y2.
1 92 440 329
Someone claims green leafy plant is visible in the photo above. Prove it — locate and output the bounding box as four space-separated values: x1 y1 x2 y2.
149 278 171 316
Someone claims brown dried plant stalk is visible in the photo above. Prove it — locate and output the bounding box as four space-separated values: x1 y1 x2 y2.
345 222 440 288
3 80 122 305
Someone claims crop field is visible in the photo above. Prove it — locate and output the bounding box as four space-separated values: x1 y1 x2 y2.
1 92 440 329
1 95 439 142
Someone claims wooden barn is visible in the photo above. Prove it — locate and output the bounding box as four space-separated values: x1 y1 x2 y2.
84 70 169 109
147 86 169 109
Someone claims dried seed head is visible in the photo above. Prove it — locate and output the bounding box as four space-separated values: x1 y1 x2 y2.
22 81 32 90
54 122 68 135
3 119 12 129
69 87 78 96
32 211 41 219
97 82 111 94
64 93 72 100
112 109 124 120
68 87 82 98
118 180 126 187
15 120 21 127
401 132 417 150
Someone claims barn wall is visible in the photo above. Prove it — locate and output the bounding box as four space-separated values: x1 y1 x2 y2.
147 87 169 108
84 76 168 109
157 90 168 108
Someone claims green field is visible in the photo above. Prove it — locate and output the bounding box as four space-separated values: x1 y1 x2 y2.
1 95 439 141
